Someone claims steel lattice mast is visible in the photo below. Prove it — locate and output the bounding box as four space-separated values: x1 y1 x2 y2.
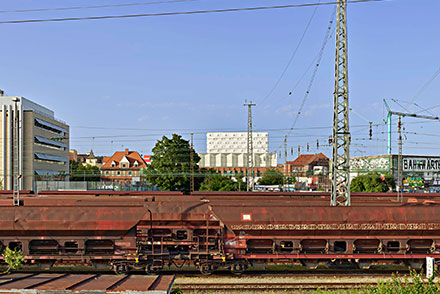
244 101 256 191
331 0 351 206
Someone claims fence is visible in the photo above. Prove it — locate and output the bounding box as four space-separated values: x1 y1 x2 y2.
35 181 158 192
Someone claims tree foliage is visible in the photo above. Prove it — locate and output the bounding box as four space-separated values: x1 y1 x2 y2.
142 134 200 192
2 247 25 272
199 173 238 191
69 161 101 181
351 172 395 192
259 169 284 185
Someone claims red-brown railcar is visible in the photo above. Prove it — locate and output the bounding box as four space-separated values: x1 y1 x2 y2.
0 191 439 274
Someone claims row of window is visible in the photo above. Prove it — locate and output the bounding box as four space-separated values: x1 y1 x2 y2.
219 170 262 177
110 161 139 168
208 133 267 137
34 118 67 135
103 170 134 176
34 153 68 165
34 136 67 150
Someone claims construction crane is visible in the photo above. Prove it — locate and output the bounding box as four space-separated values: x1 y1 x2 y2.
383 99 440 201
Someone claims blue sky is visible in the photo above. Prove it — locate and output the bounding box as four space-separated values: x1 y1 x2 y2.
0 0 439 160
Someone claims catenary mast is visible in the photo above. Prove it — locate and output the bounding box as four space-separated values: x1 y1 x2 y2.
331 0 351 206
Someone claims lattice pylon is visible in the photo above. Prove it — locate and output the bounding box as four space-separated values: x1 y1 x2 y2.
331 0 351 206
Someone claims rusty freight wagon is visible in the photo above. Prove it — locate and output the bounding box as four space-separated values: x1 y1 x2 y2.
0 192 440 274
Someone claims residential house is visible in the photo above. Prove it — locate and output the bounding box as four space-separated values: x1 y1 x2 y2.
100 149 147 184
285 153 330 190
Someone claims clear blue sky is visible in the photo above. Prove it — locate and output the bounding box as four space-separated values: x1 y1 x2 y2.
0 0 439 160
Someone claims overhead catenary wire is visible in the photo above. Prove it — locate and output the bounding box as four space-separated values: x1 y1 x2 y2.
273 7 336 153
0 0 201 14
0 0 384 24
409 64 440 108
260 0 321 105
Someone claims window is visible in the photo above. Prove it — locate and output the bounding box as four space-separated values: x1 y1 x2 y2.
111 161 116 167
105 171 109 175
34 153 67 165
34 118 67 134
117 171 121 176
34 136 67 150
128 171 132 176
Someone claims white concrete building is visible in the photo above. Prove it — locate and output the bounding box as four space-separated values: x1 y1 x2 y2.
207 132 269 153
199 132 277 169
0 93 69 190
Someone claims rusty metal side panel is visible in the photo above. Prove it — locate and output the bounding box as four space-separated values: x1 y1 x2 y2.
0 206 150 232
212 205 440 235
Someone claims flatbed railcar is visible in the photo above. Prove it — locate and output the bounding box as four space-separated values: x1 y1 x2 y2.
0 191 440 274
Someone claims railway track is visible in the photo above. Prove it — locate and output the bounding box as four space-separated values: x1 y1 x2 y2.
10 267 410 276
176 281 378 292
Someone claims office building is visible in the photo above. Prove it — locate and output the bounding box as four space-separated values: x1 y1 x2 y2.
0 93 69 190
199 132 278 176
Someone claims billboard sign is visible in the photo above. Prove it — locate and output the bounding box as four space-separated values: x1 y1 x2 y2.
403 157 440 172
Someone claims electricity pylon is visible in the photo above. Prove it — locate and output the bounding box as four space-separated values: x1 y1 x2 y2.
331 0 351 206
244 101 256 191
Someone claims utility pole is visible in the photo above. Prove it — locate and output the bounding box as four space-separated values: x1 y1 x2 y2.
284 135 288 186
12 98 20 206
190 132 195 193
331 0 351 206
244 101 256 191
397 116 403 202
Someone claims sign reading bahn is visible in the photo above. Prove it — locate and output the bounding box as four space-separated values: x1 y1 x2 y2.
403 157 440 172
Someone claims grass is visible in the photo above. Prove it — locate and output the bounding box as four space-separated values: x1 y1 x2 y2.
315 270 439 294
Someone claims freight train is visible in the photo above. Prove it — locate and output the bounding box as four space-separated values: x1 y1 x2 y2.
0 191 440 274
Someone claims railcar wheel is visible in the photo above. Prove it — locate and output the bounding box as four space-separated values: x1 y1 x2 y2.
37 261 55 270
406 259 424 270
113 263 129 275
356 260 372 270
199 263 214 275
145 263 162 274
301 260 319 269
231 262 247 275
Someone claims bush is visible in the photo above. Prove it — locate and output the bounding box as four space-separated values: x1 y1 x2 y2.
351 172 395 193
2 247 25 272
316 270 439 294
368 270 438 294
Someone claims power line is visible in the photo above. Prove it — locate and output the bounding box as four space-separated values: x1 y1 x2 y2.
274 7 335 153
0 0 384 24
409 64 440 107
260 0 321 104
0 0 200 14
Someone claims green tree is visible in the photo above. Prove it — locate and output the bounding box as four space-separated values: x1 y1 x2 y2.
351 172 395 192
142 134 200 192
234 172 245 191
199 174 238 191
259 169 284 185
69 161 101 181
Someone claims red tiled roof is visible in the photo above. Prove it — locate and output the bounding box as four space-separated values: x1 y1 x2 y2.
286 153 328 167
101 149 147 170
